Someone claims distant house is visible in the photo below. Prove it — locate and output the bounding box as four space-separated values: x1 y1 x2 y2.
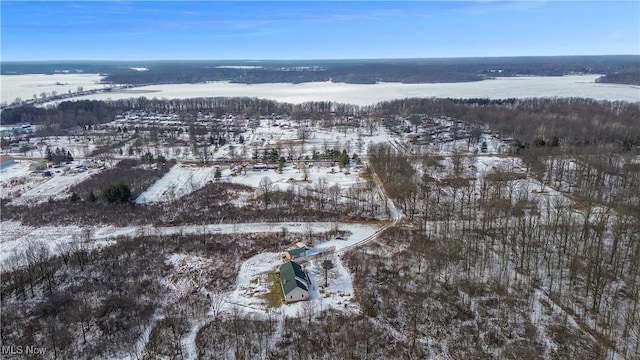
279 261 309 303
0 155 15 170
253 163 268 171
284 247 307 261
0 124 32 137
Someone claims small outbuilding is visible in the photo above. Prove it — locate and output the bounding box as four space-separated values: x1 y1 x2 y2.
284 247 307 260
279 261 309 303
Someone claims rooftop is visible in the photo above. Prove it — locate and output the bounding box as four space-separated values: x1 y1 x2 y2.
279 260 308 295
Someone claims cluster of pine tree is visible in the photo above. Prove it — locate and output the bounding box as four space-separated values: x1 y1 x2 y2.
45 147 73 164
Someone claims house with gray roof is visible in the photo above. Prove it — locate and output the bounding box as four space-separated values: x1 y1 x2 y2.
279 260 309 303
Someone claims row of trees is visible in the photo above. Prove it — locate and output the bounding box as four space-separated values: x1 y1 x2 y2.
596 69 640 86
373 97 640 148
45 147 74 164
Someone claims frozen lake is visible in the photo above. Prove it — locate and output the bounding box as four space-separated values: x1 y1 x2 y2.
2 74 639 106
1 73 107 104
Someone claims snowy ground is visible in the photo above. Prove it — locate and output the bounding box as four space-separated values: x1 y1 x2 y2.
225 163 365 192
220 223 379 318
0 159 101 205
0 160 46 198
0 221 379 268
35 135 99 159
135 164 215 203
10 170 96 205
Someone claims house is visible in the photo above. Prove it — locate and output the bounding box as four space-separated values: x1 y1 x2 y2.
284 246 307 260
279 261 309 303
253 163 268 171
0 155 16 170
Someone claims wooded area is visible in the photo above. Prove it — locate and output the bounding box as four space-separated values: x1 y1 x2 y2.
3 56 639 85
1 95 639 358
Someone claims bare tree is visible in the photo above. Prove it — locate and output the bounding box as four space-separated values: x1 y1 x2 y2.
322 259 333 287
328 183 341 210
210 292 229 319
315 177 328 209
298 126 312 143
259 176 274 208
24 239 53 294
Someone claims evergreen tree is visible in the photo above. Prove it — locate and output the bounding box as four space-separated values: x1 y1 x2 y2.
352 152 363 165
338 149 350 169
86 191 97 202
102 184 131 203
142 152 154 164
156 155 167 166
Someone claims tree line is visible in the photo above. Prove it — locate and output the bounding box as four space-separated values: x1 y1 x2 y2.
596 68 640 86
6 97 638 151
5 56 638 85
370 97 640 149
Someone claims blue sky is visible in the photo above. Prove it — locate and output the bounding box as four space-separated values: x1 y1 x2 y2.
2 1 639 61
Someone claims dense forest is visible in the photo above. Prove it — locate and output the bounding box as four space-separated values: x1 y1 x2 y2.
596 68 640 86
2 55 639 85
371 97 640 148
0 100 131 131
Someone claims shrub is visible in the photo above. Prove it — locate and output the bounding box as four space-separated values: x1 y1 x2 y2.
102 184 131 203
86 191 97 202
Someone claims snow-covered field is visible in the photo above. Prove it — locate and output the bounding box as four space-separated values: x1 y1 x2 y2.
39 75 640 106
0 159 101 204
225 163 364 191
10 170 95 205
2 135 100 160
1 73 106 104
135 164 215 203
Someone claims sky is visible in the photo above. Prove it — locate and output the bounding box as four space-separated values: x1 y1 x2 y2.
1 1 639 61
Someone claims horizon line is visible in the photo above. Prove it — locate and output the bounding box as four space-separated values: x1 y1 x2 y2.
2 54 639 63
